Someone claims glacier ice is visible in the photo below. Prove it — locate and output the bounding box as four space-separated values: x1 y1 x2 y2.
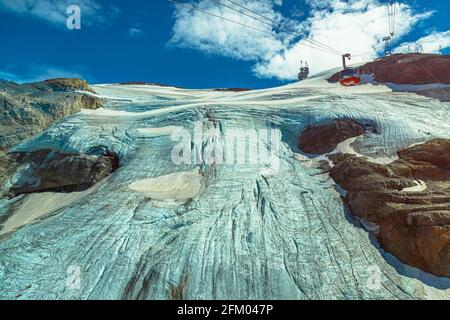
0 76 450 300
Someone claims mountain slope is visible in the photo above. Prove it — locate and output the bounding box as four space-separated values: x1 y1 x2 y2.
328 53 450 101
0 68 449 299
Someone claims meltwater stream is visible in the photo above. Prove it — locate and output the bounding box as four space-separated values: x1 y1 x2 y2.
1 77 450 299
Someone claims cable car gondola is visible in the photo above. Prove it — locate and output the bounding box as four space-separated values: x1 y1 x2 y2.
339 54 361 87
339 68 361 86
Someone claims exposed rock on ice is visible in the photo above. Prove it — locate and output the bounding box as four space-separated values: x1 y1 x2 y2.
329 139 450 278
298 119 366 154
7 149 118 196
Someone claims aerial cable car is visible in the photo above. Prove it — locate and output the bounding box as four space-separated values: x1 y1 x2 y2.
339 53 361 87
383 1 396 55
387 1 396 37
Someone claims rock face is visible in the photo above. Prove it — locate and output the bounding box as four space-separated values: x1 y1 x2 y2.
0 150 11 187
213 88 252 92
0 78 103 149
328 53 450 85
8 149 119 196
119 82 183 88
329 139 450 277
43 78 97 93
298 119 365 154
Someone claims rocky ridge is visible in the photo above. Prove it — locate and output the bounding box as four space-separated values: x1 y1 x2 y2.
0 78 106 194
299 120 450 278
328 53 450 85
327 53 450 101
0 78 103 149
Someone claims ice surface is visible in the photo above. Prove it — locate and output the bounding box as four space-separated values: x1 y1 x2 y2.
0 72 450 299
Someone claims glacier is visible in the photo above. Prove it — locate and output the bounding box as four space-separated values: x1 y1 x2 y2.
1 72 450 300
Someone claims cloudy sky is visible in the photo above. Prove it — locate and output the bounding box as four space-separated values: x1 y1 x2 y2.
0 0 449 88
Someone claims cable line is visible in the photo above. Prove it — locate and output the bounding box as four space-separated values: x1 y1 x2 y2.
211 0 343 55
291 31 343 55
387 1 396 36
209 0 273 27
169 0 341 56
224 0 342 54
225 0 277 24
169 0 274 36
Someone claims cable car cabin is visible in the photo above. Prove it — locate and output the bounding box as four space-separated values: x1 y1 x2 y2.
339 53 361 87
339 68 361 87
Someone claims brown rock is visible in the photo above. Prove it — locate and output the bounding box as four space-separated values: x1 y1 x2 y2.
398 139 450 170
0 150 11 187
298 119 365 154
213 88 252 92
0 78 103 149
328 139 450 277
8 149 119 196
43 78 96 93
328 53 450 85
119 82 184 89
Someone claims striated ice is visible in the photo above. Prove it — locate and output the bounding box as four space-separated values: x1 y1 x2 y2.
0 75 450 299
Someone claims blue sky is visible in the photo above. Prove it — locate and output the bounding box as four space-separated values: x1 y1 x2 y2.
0 0 448 89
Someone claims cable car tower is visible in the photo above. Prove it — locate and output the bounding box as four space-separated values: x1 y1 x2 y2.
298 60 310 81
383 1 396 56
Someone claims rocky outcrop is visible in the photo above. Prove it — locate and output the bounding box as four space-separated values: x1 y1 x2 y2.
328 139 450 277
0 78 103 149
328 53 450 85
298 119 365 154
43 78 97 93
213 88 252 92
119 82 184 89
0 149 11 187
8 149 119 196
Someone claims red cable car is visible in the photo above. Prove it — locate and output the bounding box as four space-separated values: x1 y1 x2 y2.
339 53 361 87
339 68 361 86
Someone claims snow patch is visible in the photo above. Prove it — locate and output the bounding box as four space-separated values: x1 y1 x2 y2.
75 90 134 102
129 168 202 202
402 180 427 193
0 182 102 237
133 126 182 137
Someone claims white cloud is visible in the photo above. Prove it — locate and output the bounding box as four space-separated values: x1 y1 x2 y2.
273 0 282 6
169 0 285 62
394 30 450 54
0 64 90 83
255 0 433 79
129 27 145 38
0 0 119 27
169 0 434 80
0 70 18 81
